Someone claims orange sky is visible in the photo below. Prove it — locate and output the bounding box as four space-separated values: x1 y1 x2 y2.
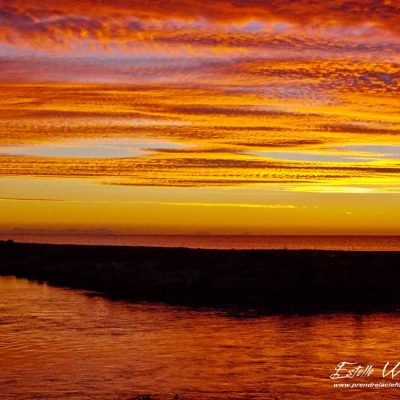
0 1 399 234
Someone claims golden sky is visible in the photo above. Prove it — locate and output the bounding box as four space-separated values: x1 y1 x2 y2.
0 0 399 234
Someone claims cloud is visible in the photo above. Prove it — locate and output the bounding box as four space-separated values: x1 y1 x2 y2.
322 123 400 135
167 105 303 117
0 81 399 190
0 197 63 201
0 149 398 188
2 1 400 30
125 201 297 208
0 0 400 52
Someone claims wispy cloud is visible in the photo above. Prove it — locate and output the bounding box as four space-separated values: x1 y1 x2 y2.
0 1 399 196
0 82 398 191
1 1 400 50
134 201 297 209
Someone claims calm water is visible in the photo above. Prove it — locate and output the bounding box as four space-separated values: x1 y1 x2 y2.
2 277 400 399
1 233 400 251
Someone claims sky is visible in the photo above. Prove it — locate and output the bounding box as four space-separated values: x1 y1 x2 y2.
0 0 399 234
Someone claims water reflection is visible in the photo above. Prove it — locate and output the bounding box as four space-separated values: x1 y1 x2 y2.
1 276 400 399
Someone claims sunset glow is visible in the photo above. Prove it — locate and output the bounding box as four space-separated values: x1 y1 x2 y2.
1 1 399 234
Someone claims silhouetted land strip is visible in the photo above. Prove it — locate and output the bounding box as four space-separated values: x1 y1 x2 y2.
1 241 400 312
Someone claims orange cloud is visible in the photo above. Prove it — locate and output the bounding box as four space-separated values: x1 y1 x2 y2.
0 0 400 52
0 82 399 191
0 1 399 235
1 1 400 28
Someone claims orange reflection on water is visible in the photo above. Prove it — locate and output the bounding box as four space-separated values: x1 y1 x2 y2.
2 276 400 399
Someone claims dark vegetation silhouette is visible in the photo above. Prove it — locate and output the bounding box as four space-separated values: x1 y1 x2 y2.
1 241 400 313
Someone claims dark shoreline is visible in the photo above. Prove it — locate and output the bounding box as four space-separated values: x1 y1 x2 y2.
1 241 400 313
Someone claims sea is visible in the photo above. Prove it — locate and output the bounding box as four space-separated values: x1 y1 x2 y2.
1 276 400 399
1 235 400 399
0 233 400 251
